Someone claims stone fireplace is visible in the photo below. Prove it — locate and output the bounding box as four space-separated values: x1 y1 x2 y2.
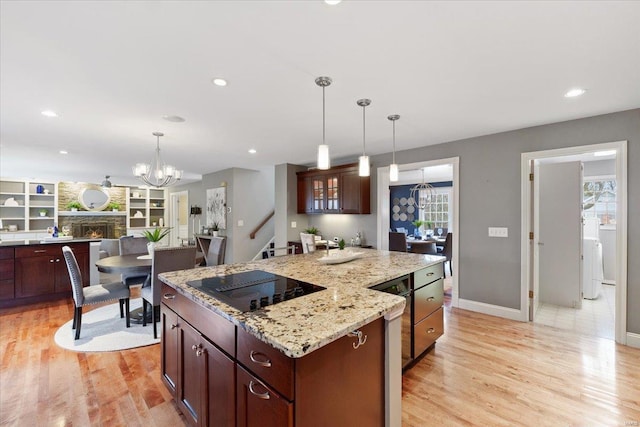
58 214 126 239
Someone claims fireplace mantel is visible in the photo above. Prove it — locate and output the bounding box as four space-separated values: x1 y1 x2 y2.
58 211 127 216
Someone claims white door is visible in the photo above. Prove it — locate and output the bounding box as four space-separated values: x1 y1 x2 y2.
169 191 189 247
536 161 583 309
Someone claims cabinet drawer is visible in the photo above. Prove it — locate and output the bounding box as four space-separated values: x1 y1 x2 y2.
413 307 444 357
0 259 14 279
237 365 293 427
412 263 444 289
237 327 294 401
15 242 88 259
0 247 14 260
413 279 443 322
161 284 236 357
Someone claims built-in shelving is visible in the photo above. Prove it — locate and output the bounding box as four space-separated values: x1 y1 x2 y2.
0 180 57 232
126 187 166 230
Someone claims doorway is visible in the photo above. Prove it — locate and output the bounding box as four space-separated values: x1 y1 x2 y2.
521 141 628 343
169 191 189 247
377 157 460 308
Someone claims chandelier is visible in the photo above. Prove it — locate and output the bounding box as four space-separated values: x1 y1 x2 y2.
408 169 435 210
132 132 182 188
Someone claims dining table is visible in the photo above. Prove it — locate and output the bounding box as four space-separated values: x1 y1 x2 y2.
95 254 153 323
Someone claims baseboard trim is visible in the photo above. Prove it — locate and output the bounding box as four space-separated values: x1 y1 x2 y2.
626 332 640 349
458 298 524 322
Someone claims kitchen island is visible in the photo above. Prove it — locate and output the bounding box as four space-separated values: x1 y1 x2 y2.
159 248 444 427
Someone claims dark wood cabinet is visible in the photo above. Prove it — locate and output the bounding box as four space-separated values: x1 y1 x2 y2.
296 163 370 214
161 284 384 427
411 263 444 358
6 242 89 307
0 248 15 300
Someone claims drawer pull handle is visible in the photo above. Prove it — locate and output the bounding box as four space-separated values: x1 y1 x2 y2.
248 380 270 400
170 324 178 330
348 330 368 349
427 297 435 302
50 259 54 263
425 272 434 276
163 293 176 300
34 250 47 253
249 351 272 367
427 327 436 334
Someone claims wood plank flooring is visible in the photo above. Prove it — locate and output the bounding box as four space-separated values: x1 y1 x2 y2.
1 292 639 426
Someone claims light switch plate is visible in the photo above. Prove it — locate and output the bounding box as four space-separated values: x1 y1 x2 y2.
291 221 297 228
488 227 508 237
237 220 244 227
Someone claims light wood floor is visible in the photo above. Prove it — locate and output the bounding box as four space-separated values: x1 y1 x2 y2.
1 293 639 426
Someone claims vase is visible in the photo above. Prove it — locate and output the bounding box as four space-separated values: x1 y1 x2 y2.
147 242 156 257
212 231 219 237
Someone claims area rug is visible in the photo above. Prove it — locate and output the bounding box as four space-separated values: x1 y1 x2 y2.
54 299 160 352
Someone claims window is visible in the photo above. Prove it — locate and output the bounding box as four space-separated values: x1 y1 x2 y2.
583 177 616 225
420 188 452 231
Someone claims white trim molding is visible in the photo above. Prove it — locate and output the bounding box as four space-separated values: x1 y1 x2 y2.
626 333 640 349
458 299 523 322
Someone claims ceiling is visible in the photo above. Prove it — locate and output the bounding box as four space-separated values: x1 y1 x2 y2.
1 1 639 187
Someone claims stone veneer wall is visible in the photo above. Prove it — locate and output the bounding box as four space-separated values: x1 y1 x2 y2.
58 182 126 211
58 215 127 238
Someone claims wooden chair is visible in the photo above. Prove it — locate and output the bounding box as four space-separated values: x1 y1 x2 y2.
300 233 316 253
62 246 130 340
118 236 149 286
205 236 226 266
388 232 408 252
142 246 196 338
409 241 438 255
438 232 453 275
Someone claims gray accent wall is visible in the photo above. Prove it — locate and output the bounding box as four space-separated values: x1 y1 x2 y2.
362 108 638 333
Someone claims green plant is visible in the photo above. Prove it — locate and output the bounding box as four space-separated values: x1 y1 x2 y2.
141 227 171 242
304 226 318 235
66 201 81 210
338 239 345 250
411 219 424 229
426 221 434 229
107 202 120 210
211 221 220 231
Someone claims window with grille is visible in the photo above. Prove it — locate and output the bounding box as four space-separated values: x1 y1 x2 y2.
583 177 616 225
420 188 451 231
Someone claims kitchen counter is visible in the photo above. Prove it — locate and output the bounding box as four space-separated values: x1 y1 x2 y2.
0 237 99 247
159 248 444 358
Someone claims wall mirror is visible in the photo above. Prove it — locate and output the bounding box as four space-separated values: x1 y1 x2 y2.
79 185 111 211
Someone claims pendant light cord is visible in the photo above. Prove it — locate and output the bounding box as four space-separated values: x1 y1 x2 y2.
362 105 366 155
322 85 326 145
392 120 396 164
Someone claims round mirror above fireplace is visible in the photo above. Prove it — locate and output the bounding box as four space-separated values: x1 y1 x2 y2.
79 185 111 211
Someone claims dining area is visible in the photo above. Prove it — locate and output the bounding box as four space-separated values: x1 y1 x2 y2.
389 230 453 276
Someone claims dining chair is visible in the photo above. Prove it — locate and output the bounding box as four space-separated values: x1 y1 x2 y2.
409 241 438 255
300 233 316 253
388 232 408 252
62 246 130 340
205 236 226 266
141 246 196 339
118 236 149 286
266 245 296 258
437 232 453 275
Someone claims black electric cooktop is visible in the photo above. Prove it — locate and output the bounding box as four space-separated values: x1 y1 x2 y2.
186 270 325 312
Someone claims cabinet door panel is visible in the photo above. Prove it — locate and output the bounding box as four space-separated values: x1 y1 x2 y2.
202 339 235 427
178 321 204 426
161 305 179 396
413 307 444 357
237 366 293 427
339 170 362 214
15 256 55 297
413 279 444 323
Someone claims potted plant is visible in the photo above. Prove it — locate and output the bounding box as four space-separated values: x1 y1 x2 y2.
304 226 319 235
210 222 220 237
411 219 424 238
39 209 48 217
141 227 171 256
107 202 120 212
66 201 81 212
338 238 346 250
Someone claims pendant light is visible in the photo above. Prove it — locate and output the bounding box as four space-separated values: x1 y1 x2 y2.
133 132 183 188
357 98 371 177
388 115 400 182
101 175 112 188
316 76 332 170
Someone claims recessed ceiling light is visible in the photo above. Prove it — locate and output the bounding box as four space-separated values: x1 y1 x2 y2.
41 110 58 117
248 148 257 154
59 150 68 155
212 78 228 87
162 115 185 122
594 150 616 157
564 88 586 98
325 0 342 4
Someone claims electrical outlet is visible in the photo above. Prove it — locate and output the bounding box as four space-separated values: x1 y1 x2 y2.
291 221 297 228
237 220 244 227
488 227 508 238
333 237 340 242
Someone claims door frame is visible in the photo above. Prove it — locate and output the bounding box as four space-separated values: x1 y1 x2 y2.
520 140 627 343
377 157 460 308
169 190 189 247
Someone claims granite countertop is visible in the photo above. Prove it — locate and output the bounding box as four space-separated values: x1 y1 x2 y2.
160 248 445 358
0 238 100 247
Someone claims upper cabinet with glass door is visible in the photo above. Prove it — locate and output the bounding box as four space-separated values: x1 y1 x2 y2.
296 163 370 214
